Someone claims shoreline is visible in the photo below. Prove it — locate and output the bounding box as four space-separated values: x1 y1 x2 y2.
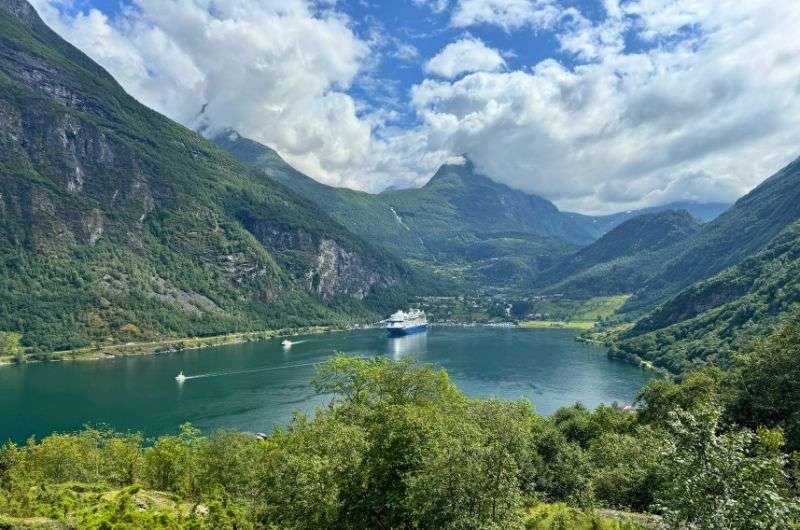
0 321 520 367
0 321 507 366
1 320 661 373
0 324 379 367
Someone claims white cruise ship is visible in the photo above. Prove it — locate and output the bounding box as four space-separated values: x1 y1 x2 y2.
386 309 428 336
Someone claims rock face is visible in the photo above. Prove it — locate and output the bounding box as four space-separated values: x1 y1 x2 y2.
0 0 410 351
0 0 38 27
241 218 392 300
309 239 383 300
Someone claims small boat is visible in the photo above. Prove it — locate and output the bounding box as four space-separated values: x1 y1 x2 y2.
175 371 187 382
281 339 292 348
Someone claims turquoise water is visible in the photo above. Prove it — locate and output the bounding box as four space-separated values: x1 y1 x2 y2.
0 327 654 443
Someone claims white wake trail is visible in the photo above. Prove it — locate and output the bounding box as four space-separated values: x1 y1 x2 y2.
179 360 325 381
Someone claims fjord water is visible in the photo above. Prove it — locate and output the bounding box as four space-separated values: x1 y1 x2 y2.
0 328 653 443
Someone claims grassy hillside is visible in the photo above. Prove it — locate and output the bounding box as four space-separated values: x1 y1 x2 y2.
518 295 631 329
0 0 415 353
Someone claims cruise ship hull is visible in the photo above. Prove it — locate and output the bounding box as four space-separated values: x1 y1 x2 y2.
387 324 428 337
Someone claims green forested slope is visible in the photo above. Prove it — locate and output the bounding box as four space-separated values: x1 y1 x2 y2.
543 156 800 307
216 131 734 290
212 130 429 260
630 155 800 309
540 210 702 296
0 0 413 352
613 220 800 374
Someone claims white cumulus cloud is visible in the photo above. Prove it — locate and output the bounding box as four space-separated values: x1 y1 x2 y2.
425 37 505 78
27 0 415 191
411 0 800 213
451 0 561 30
25 0 800 213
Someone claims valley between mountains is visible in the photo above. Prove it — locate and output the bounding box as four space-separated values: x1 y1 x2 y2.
1 0 799 380
4 1 800 529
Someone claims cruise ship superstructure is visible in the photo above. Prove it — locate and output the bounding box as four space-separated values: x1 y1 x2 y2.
386 309 428 336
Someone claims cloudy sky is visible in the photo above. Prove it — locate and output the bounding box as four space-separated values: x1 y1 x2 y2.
29 0 800 213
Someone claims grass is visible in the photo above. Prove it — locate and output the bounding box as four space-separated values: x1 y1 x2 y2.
580 323 636 345
572 295 632 321
524 503 654 529
518 320 597 330
0 515 66 529
519 295 632 331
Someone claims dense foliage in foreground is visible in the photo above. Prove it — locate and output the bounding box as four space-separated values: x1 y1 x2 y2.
3 317 800 529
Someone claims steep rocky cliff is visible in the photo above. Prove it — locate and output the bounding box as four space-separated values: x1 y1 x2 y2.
0 0 410 351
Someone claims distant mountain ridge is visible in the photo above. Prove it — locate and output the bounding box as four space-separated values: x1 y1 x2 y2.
213 130 729 287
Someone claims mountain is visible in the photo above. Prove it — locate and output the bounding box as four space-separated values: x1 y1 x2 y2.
0 0 415 352
539 210 702 296
541 156 800 307
612 219 800 374
215 131 601 247
651 201 730 222
594 201 729 226
214 131 729 288
211 131 430 260
214 132 591 286
629 156 800 307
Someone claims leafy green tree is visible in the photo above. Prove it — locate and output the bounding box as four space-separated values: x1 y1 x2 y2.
657 406 798 530
141 424 202 495
529 426 594 507
587 428 662 511
635 367 722 425
310 357 536 529
192 431 262 500
405 400 536 530
729 312 800 450
0 332 23 362
313 354 462 407
257 414 367 529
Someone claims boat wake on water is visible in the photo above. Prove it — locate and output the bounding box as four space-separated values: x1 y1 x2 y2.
282 339 309 348
176 360 324 382
175 355 365 382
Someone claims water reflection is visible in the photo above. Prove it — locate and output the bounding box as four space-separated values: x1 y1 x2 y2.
388 331 428 360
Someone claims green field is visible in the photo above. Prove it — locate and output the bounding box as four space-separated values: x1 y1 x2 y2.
519 295 631 330
518 320 597 330
572 295 632 320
